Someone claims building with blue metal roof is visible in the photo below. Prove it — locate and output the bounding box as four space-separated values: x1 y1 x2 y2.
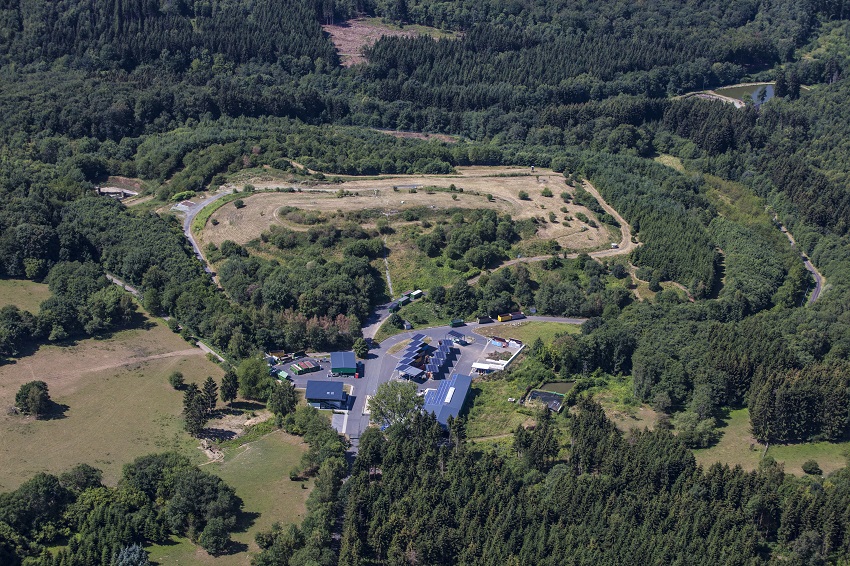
423 373 472 426
305 380 348 409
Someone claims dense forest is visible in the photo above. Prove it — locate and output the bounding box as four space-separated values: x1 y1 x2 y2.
2 0 850 563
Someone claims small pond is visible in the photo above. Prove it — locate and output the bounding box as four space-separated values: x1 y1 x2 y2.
716 83 775 105
539 382 575 394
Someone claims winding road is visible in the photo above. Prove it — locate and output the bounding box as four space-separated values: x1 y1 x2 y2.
180 190 231 284
776 219 825 303
469 181 638 284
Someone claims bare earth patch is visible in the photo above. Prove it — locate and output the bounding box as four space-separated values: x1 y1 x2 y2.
374 129 459 143
323 18 418 66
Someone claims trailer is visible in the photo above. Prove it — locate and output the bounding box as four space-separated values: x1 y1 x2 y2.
450 319 465 328
497 313 512 322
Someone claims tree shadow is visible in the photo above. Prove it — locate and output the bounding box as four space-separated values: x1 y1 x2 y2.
40 400 70 420
229 401 266 412
200 428 237 441
221 541 249 556
232 509 260 534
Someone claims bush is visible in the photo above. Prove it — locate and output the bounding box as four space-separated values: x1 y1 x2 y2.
234 199 245 209
518 190 530 200
15 381 50 417
169 371 185 389
542 188 553 197
199 517 231 555
560 191 571 202
802 460 823 475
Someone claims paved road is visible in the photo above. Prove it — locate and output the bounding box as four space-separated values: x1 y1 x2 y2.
469 181 638 284
180 190 231 280
105 273 141 298
776 220 825 303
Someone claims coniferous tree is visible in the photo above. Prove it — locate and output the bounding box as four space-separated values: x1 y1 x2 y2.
202 377 218 414
183 384 208 436
220 370 238 406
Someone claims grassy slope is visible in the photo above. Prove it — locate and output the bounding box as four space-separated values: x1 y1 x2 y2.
694 408 850 476
474 321 580 344
466 322 581 438
0 314 224 490
0 278 52 313
146 431 311 566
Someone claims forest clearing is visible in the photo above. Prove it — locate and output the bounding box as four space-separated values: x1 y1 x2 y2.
147 431 311 566
695 409 850 476
322 17 457 66
198 166 615 252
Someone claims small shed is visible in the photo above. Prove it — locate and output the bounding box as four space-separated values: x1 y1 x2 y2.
403 320 413 330
330 351 357 375
305 381 348 410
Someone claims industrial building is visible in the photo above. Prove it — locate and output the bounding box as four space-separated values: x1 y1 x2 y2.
423 373 473 426
330 351 357 376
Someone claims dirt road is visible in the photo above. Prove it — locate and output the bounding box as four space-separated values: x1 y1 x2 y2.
469 181 638 284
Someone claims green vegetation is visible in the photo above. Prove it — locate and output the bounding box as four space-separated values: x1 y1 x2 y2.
14 381 50 417
0 279 51 313
466 379 534 438
0 454 242 564
340 399 850 564
694 409 850 476
367 381 423 428
146 431 311 565
3 0 850 563
190 193 244 233
475 321 580 345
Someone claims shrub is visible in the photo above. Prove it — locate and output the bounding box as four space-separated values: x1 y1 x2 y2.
560 191 571 202
541 188 553 197
15 381 50 416
233 199 245 208
802 460 823 475
169 371 185 389
518 190 530 200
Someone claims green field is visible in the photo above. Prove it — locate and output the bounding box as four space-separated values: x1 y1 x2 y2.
0 312 228 490
475 321 580 345
465 378 535 439
374 300 453 342
0 278 52 313
694 408 850 476
147 430 311 565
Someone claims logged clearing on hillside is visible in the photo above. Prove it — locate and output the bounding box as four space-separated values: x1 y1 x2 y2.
323 18 456 66
199 166 614 252
0 314 224 490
